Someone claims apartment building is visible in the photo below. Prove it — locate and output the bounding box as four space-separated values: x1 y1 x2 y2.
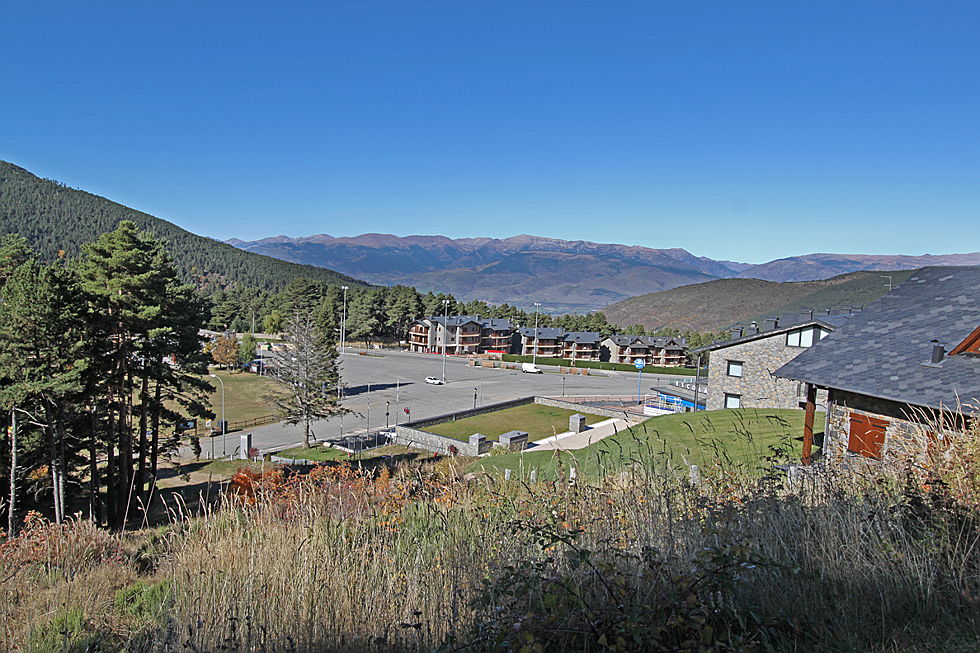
408 316 515 355
600 335 688 367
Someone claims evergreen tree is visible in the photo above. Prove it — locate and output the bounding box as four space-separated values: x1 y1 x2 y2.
269 312 344 447
79 221 212 526
0 259 90 525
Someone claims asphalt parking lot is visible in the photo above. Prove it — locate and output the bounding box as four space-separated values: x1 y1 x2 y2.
205 350 700 454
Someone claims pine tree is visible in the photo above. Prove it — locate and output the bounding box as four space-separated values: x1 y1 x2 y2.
0 259 90 525
79 221 212 526
269 312 344 447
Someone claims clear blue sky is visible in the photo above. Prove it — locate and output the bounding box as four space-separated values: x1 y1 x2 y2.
3 1 978 263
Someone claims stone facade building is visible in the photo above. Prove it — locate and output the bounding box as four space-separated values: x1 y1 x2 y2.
777 266 980 465
695 312 856 411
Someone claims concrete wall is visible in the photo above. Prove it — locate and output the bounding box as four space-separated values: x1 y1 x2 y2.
705 334 827 411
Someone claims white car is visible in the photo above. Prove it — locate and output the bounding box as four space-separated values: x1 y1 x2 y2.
425 376 444 385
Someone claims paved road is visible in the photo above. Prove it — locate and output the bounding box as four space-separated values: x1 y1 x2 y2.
201 350 702 455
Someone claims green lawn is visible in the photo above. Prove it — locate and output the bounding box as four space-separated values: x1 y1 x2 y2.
204 369 280 425
423 403 606 442
471 408 823 479
278 446 352 462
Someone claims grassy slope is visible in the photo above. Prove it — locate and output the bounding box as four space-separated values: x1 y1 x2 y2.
423 404 606 442
603 270 909 331
472 408 823 478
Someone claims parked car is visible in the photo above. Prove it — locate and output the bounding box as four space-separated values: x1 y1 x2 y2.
425 376 444 385
521 363 543 374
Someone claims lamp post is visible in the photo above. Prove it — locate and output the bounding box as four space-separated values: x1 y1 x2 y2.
441 298 450 383
340 285 349 353
473 388 478 410
532 302 541 366
208 373 226 457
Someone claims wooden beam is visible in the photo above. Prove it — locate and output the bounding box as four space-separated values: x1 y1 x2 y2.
802 383 817 465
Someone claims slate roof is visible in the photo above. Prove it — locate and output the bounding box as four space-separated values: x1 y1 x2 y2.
564 331 602 344
606 334 688 348
692 313 855 354
518 327 567 340
478 318 514 331
429 315 482 328
775 266 980 414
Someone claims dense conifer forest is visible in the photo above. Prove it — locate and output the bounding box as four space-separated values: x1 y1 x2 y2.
0 160 365 293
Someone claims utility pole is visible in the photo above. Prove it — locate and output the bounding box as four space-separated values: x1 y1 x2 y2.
532 302 541 366
340 285 349 353
881 275 893 292
209 374 226 456
441 298 450 383
693 353 702 411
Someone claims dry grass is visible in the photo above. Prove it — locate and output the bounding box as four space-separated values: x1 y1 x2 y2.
3 418 980 651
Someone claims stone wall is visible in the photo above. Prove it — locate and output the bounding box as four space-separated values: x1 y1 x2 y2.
705 334 827 411
407 396 535 429
534 396 633 420
823 390 954 464
393 396 625 456
393 425 492 456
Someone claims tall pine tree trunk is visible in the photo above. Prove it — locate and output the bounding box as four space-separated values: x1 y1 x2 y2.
44 404 62 524
89 406 101 524
56 406 67 524
136 369 150 497
8 409 17 540
148 382 162 500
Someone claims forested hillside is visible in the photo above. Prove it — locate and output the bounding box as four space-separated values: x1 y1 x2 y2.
0 160 365 293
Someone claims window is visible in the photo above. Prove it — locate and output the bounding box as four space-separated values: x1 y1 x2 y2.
786 327 818 348
726 360 744 377
724 393 742 409
847 413 888 458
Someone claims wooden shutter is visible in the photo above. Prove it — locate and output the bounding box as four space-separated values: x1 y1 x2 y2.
847 414 888 458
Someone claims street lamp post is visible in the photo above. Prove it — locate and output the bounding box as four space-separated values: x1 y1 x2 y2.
208 373 226 457
441 298 450 383
340 285 349 353
532 302 541 366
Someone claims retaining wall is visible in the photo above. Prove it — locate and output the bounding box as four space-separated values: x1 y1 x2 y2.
394 395 633 456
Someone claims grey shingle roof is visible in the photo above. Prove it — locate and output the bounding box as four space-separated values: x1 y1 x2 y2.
564 331 602 344
775 266 980 414
693 313 854 354
429 315 482 328
519 327 566 340
478 318 514 331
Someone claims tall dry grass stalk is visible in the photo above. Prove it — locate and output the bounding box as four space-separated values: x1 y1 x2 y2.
2 424 980 651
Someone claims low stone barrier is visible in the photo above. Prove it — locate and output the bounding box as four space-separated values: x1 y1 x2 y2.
534 396 635 420
394 396 633 456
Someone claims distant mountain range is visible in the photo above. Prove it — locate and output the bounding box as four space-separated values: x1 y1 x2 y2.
603 270 920 332
229 233 980 312
0 161 365 293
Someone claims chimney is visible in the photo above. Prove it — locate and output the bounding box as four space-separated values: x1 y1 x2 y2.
801 309 814 320
763 317 779 331
816 308 831 316
730 327 743 339
931 340 946 364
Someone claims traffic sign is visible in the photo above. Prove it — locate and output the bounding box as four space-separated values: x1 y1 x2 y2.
634 359 646 369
